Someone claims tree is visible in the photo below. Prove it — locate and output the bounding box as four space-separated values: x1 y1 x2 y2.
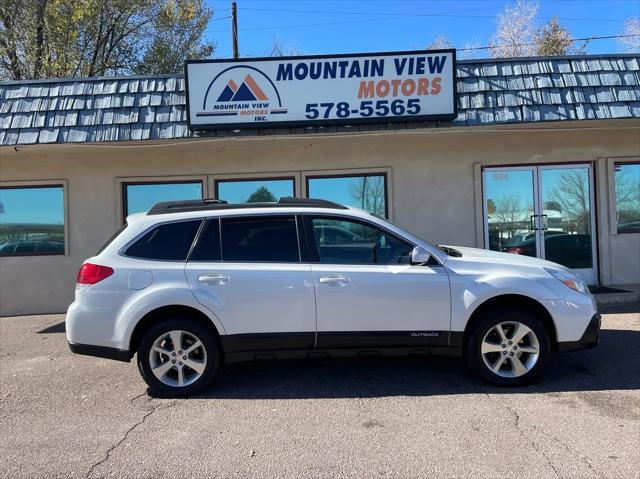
426 35 453 51
0 0 215 80
548 170 591 233
618 18 640 53
349 177 385 217
534 17 586 56
491 193 531 238
267 37 301 57
489 0 539 58
246 186 277 203
135 0 215 74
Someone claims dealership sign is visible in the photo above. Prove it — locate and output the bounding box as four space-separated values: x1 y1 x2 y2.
185 49 456 130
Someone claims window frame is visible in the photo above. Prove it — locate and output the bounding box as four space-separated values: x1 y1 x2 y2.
216 213 303 264
303 169 391 219
611 160 640 235
301 213 415 265
117 176 207 224
213 174 298 203
0 180 69 257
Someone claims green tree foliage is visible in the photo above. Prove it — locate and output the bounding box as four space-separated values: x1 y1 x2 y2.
534 17 586 56
246 187 277 203
0 0 214 80
135 0 215 74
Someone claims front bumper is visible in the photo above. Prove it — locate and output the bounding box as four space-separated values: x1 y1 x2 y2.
556 313 601 352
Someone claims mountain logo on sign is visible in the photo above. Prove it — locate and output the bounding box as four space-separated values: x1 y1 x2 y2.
216 74 268 102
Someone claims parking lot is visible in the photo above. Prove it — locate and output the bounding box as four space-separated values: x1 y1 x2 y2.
1 308 639 479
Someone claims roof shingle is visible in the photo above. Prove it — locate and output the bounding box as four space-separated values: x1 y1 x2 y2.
1 54 639 146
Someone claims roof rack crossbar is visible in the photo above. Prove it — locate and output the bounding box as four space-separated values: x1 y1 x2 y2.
147 197 347 215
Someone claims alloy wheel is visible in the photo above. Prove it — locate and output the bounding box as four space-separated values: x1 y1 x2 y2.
481 321 540 378
149 330 207 387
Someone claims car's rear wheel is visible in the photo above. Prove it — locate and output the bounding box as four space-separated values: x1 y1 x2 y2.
137 318 220 397
466 307 550 386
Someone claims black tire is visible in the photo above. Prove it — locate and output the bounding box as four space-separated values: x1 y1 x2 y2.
137 317 220 397
465 306 550 386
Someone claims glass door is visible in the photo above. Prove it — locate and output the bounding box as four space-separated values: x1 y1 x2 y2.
538 165 596 283
483 165 597 284
484 167 540 258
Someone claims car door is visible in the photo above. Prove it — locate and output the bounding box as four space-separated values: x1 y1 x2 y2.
185 215 316 352
304 215 451 349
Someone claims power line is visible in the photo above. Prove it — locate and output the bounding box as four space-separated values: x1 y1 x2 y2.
458 33 640 52
239 7 628 23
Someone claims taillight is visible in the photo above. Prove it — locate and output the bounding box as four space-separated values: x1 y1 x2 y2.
506 247 524 255
77 263 114 285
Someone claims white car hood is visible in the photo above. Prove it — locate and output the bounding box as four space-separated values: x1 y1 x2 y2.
441 245 569 271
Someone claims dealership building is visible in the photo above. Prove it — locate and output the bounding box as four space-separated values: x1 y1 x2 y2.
0 51 639 317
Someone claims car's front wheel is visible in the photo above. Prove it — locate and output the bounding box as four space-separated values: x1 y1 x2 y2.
466 307 550 386
137 318 220 397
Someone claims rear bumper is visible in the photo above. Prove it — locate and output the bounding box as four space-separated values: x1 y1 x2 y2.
68 342 131 362
556 313 601 353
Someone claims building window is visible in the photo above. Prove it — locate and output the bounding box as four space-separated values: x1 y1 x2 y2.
306 173 388 217
123 181 203 216
216 178 295 203
0 185 65 256
615 162 640 234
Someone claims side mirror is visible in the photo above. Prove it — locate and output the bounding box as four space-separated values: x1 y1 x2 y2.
411 246 431 265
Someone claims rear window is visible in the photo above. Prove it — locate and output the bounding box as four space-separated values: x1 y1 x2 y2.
221 216 299 262
124 220 201 261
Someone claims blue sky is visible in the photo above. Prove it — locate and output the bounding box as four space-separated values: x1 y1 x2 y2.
207 0 639 59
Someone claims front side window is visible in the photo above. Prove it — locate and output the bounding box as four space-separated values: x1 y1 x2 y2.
0 185 65 256
221 216 299 262
216 178 295 204
125 220 201 260
615 163 640 233
307 174 387 217
309 217 412 265
123 181 203 216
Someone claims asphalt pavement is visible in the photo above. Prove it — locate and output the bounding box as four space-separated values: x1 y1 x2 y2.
1 307 639 478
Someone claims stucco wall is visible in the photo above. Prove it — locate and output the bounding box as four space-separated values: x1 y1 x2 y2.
1 119 639 316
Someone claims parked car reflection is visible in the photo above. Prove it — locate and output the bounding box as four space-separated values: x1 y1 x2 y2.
503 233 592 269
0 240 65 256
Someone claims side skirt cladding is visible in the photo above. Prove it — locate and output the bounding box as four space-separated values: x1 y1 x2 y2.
220 331 463 364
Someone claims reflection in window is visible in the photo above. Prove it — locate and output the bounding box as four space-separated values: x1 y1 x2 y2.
310 217 411 265
216 178 294 203
307 174 387 217
124 181 202 216
0 185 65 256
615 163 640 234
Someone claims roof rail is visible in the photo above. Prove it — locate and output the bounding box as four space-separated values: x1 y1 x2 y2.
147 197 347 215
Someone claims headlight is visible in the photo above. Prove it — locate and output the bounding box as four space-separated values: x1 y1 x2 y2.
544 268 589 295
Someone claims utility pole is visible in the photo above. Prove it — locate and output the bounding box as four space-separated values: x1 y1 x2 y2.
231 2 239 59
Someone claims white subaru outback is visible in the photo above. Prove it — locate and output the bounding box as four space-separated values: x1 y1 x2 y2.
66 198 600 396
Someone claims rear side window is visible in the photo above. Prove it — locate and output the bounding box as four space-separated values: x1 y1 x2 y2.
189 219 221 262
125 220 201 260
221 216 299 262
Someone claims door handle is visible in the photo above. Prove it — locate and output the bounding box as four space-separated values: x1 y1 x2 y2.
198 274 230 285
319 275 350 286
